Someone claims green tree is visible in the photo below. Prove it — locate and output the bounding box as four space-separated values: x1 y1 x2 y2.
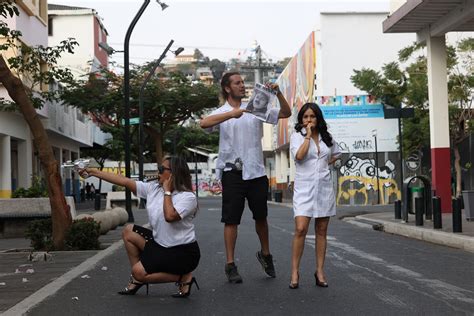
163 124 219 155
351 39 474 197
63 67 220 165
0 1 78 249
208 58 226 83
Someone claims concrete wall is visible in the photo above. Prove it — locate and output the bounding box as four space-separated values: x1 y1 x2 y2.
48 14 95 77
316 12 415 96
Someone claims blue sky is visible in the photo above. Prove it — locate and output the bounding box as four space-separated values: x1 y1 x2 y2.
50 0 390 65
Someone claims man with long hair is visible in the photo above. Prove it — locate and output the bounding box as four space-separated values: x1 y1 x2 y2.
200 72 291 283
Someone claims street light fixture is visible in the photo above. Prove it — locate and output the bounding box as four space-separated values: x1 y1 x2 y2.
98 42 124 55
123 0 168 222
138 39 184 195
372 129 381 204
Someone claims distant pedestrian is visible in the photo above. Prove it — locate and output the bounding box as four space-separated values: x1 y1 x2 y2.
200 72 291 283
289 103 341 289
90 183 96 198
79 156 200 297
85 182 91 200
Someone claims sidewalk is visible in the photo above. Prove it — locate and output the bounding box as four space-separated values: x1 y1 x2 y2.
0 200 148 314
355 211 474 253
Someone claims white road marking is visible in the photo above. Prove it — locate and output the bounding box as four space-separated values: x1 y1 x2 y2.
270 223 474 313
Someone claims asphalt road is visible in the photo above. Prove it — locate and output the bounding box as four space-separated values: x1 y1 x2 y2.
28 197 474 315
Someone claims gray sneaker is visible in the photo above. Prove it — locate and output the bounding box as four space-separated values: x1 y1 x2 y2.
225 262 243 283
256 251 276 278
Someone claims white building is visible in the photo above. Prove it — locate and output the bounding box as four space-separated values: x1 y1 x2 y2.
0 1 109 199
48 4 109 78
265 11 415 202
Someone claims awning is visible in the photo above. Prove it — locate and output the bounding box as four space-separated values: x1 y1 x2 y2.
383 0 474 36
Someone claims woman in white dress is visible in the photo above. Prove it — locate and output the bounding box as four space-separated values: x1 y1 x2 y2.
289 103 341 289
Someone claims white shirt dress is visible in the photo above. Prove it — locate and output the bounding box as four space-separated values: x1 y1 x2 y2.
290 132 341 218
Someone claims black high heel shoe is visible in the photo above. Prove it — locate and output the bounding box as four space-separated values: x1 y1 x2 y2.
118 275 149 295
314 273 328 288
289 272 299 289
172 277 200 298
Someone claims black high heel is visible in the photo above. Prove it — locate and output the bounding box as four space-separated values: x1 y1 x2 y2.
118 275 149 295
172 277 200 298
289 272 299 289
314 273 328 288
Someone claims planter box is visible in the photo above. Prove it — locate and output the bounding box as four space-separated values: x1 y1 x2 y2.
0 197 76 238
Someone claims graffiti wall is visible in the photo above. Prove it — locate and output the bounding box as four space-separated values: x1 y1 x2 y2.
275 32 316 148
335 152 401 205
192 178 222 197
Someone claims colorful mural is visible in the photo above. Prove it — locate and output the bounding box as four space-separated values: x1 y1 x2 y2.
336 155 401 205
275 32 316 148
192 179 222 197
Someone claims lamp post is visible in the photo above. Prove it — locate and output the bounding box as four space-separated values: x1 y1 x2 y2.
138 40 183 210
123 0 167 221
372 129 381 204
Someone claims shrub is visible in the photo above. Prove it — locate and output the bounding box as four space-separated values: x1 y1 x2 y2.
112 184 125 192
12 175 48 198
25 219 53 251
64 218 100 250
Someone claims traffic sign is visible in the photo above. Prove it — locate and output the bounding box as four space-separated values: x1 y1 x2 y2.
121 117 140 125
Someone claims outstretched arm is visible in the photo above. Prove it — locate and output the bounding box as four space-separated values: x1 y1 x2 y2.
200 107 248 129
79 168 137 195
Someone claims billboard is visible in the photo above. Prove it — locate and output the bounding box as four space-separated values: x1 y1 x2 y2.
274 31 316 148
318 95 399 153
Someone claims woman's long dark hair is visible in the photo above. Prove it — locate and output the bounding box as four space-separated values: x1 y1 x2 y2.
295 103 333 147
165 156 193 192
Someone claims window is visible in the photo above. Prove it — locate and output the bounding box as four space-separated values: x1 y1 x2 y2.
48 17 53 36
76 109 86 123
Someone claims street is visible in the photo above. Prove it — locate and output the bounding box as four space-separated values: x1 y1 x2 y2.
27 197 474 315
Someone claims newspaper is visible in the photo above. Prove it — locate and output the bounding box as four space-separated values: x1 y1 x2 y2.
246 83 278 121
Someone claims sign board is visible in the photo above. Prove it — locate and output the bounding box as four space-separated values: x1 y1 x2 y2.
121 117 140 125
318 95 399 153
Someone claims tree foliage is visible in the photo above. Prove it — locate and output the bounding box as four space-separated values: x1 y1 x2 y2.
351 39 474 196
63 67 220 164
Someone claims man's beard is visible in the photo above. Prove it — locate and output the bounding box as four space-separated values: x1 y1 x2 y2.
229 91 244 100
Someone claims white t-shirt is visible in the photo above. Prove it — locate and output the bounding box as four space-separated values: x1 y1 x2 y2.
136 181 197 248
208 101 279 180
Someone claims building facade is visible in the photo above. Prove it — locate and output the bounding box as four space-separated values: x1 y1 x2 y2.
0 1 108 199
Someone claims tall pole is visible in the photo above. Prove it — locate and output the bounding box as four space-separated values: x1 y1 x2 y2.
139 39 174 182
398 115 405 202
123 0 151 222
373 132 380 204
194 151 198 199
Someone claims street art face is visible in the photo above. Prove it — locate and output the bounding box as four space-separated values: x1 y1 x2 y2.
337 155 400 205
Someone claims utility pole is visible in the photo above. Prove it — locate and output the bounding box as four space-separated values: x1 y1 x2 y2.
241 42 274 84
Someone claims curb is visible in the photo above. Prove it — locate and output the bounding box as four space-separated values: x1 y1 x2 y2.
2 239 124 316
356 214 474 253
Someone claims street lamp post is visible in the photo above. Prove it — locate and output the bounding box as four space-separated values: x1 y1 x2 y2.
123 0 167 221
372 129 381 204
137 40 183 210
138 39 175 182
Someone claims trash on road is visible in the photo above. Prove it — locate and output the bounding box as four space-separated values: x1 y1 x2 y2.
71 297 79 300
22 278 28 283
101 266 108 271
80 275 90 279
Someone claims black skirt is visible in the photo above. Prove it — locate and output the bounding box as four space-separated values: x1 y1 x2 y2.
133 225 200 275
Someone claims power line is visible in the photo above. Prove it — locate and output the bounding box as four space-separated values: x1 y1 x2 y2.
109 42 245 51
